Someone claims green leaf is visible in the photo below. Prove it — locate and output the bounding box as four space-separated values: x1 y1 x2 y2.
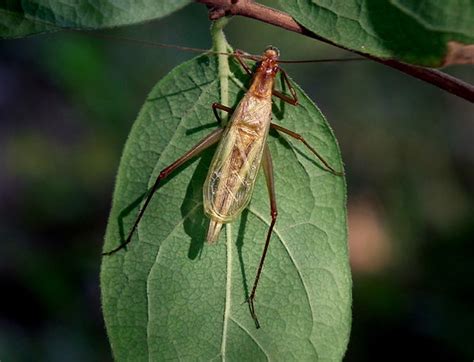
277 0 474 66
101 54 351 361
391 0 474 41
0 1 54 38
0 0 191 38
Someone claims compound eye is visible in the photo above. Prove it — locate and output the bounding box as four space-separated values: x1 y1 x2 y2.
264 45 280 58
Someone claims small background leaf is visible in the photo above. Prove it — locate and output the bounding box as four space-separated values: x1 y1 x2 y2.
277 0 474 66
0 0 191 38
0 1 53 38
101 54 351 360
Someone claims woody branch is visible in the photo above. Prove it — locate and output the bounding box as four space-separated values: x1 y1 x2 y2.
196 0 474 103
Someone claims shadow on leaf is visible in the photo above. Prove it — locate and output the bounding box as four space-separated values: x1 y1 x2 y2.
181 148 216 260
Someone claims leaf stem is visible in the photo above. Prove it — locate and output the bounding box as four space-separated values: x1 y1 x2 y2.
211 18 232 124
212 20 233 358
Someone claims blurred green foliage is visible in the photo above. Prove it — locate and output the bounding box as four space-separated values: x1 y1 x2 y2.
0 2 473 361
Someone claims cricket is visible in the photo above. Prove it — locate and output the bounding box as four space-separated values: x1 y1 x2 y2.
102 42 344 328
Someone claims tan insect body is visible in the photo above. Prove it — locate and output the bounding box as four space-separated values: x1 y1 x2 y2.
203 49 279 243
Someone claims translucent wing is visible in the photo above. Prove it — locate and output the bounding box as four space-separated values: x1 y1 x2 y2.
203 93 272 223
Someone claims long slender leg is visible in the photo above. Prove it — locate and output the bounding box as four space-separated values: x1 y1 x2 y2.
271 123 343 176
212 102 233 126
247 144 278 329
272 69 298 105
234 49 253 75
103 127 224 256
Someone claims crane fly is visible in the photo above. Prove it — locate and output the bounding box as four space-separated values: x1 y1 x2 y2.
103 45 343 328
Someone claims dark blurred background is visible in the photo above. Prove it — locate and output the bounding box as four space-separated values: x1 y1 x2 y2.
0 3 473 361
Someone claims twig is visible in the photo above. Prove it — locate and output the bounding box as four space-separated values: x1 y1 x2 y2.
196 0 474 103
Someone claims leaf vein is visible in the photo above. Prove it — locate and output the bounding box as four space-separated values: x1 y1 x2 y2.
144 202 202 358
221 224 233 361
147 79 218 184
229 317 270 361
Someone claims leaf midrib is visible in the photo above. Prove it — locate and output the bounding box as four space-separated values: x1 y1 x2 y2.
220 224 233 361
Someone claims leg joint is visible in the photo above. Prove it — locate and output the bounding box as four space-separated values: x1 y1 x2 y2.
159 170 169 179
271 210 278 219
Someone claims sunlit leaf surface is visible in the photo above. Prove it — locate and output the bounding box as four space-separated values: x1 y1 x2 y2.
278 0 474 66
101 54 351 361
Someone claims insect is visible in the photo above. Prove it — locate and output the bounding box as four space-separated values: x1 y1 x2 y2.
102 43 343 328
